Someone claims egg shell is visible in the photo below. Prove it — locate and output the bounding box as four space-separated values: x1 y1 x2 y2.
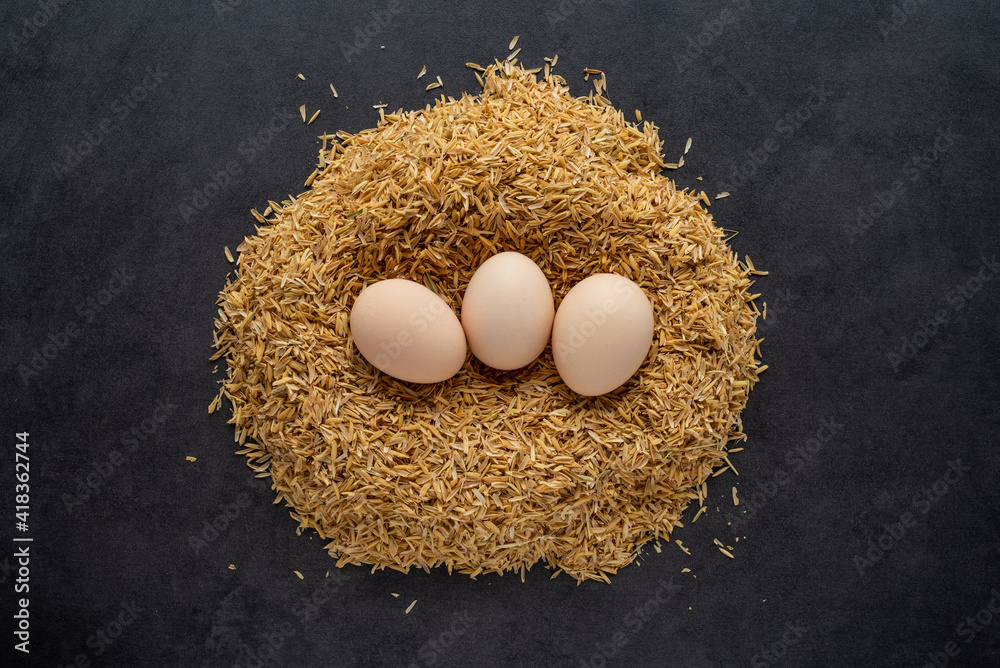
551 274 654 396
350 279 467 384
461 252 555 370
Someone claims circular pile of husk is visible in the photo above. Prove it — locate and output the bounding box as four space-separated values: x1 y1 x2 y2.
213 60 764 583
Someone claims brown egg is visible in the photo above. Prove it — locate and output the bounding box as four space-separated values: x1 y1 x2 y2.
350 279 467 383
551 274 654 396
461 252 555 370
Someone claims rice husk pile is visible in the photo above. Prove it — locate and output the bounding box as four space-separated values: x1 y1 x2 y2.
213 60 765 583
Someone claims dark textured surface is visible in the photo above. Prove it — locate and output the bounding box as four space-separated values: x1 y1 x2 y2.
2 1 999 666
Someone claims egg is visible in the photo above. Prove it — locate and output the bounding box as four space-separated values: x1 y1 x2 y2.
461 252 555 370
551 274 654 396
350 279 467 383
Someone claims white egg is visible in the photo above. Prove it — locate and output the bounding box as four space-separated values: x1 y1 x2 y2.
350 279 467 383
461 252 555 370
551 273 654 396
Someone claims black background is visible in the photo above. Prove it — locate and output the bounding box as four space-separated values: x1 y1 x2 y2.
2 1 999 666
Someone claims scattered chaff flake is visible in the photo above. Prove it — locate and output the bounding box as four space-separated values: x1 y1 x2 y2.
681 568 691 573
405 600 417 614
716 192 731 199
635 109 642 122
685 137 692 154
653 542 661 553
712 466 731 477
372 103 387 109
417 65 427 79
509 35 519 50
308 109 321 125
299 104 306 122
330 83 339 98
675 540 691 555
297 73 305 80
391 593 399 598
186 456 197 462
507 48 521 62
723 456 739 475
719 547 735 559
228 564 236 570
425 81 442 91
294 571 304 579
678 155 685 168
732 487 739 506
